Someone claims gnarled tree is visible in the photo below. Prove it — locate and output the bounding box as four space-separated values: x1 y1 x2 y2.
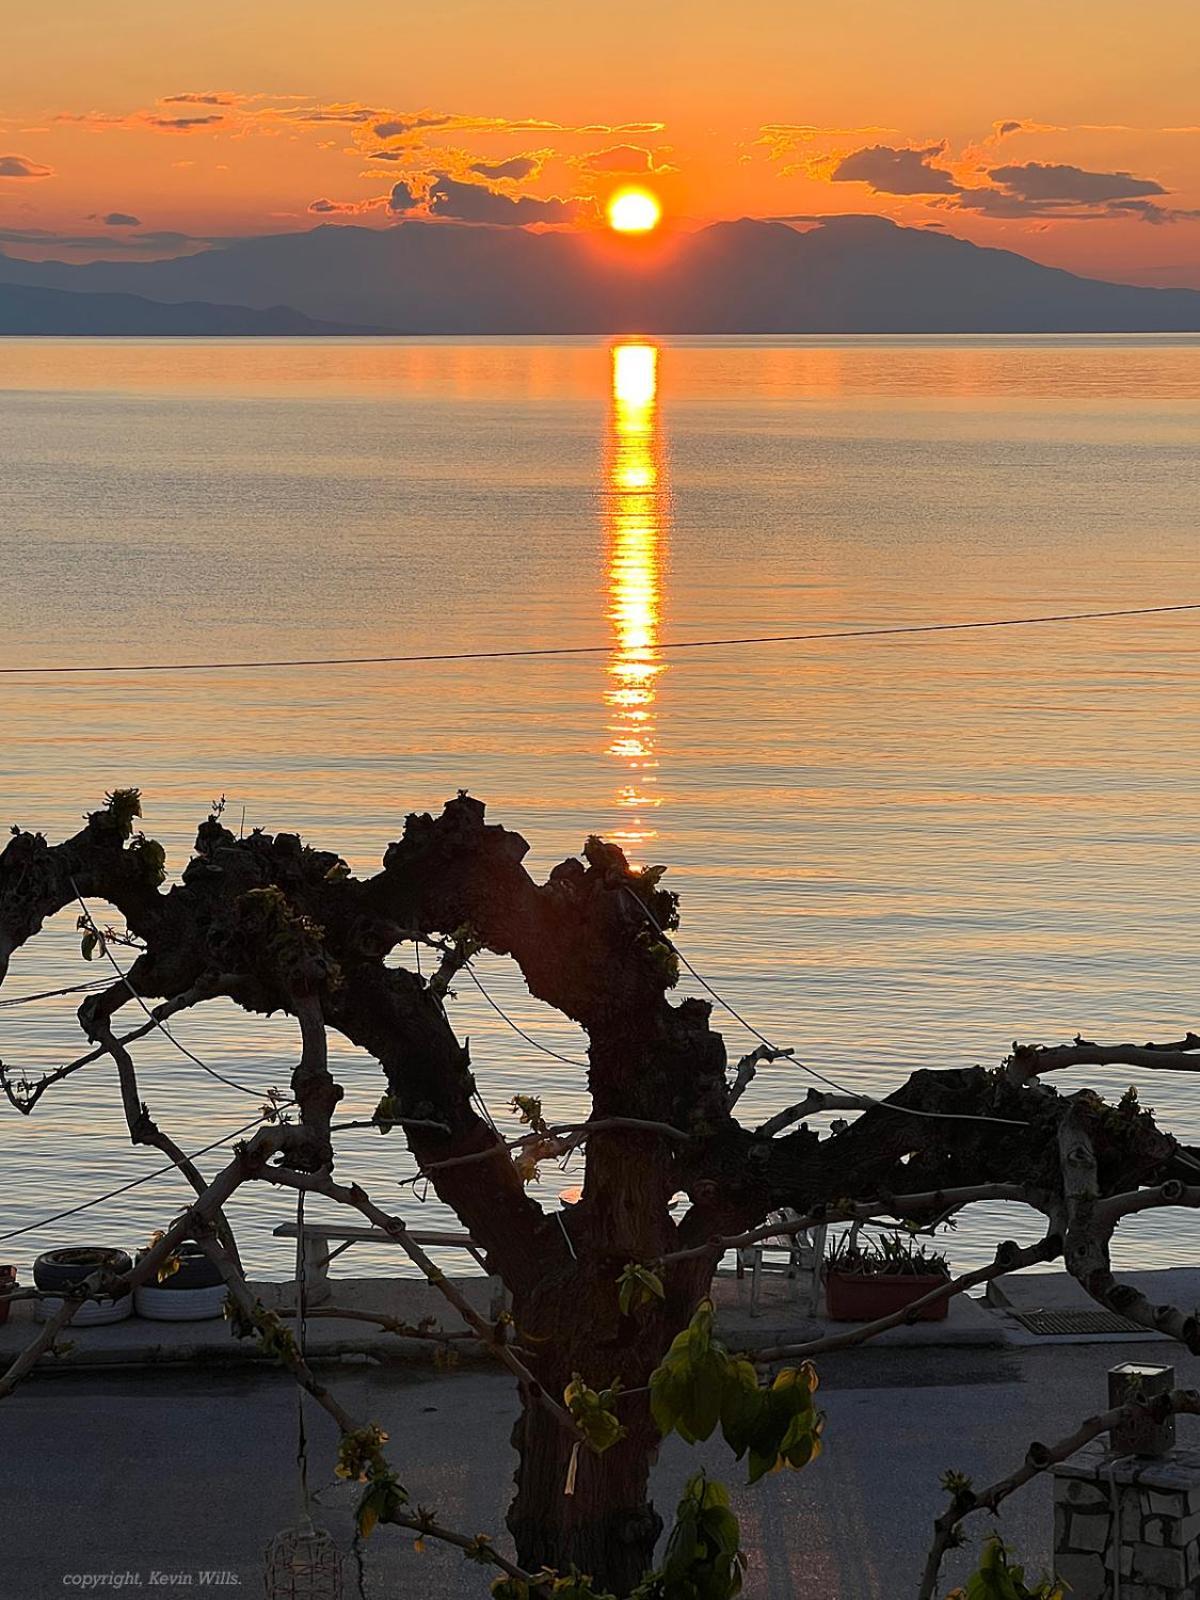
4 790 1200 1597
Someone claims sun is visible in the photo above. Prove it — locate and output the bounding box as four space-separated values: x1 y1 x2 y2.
607 187 662 235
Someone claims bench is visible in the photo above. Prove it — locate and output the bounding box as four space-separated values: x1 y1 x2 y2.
273 1222 507 1315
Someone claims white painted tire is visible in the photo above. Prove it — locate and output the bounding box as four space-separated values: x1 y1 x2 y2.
36 1293 133 1326
134 1282 228 1322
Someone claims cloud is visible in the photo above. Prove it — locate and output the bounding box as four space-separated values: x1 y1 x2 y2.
1107 198 1200 225
87 211 142 226
146 114 224 131
830 142 959 195
161 92 240 107
468 153 543 182
427 174 584 224
577 144 673 175
0 154 54 179
286 104 384 125
987 161 1165 203
57 109 223 134
371 110 665 142
387 179 422 213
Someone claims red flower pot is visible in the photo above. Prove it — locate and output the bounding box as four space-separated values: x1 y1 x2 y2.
824 1269 950 1323
0 1265 16 1325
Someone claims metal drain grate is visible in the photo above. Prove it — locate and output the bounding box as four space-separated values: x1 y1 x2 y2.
1012 1308 1148 1336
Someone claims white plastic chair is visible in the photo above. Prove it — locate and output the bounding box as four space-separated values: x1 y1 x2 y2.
737 1210 827 1319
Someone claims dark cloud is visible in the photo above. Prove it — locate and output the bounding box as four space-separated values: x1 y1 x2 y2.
988 161 1165 203
308 198 354 214
427 174 581 225
374 114 451 139
0 154 54 179
89 212 142 226
367 151 408 163
288 105 383 125
387 179 421 214
830 143 958 195
1108 198 1200 225
145 114 223 131
161 92 239 107
468 154 542 182
995 120 1023 138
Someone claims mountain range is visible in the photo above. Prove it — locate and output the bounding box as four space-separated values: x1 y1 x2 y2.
1 215 1198 335
0 280 368 336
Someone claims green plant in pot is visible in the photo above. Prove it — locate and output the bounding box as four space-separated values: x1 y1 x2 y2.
824 1228 951 1323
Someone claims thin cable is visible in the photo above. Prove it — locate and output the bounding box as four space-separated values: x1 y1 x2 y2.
71 882 272 1101
620 887 1027 1129
0 1112 267 1244
464 964 589 1069
0 601 1196 677
0 979 112 1009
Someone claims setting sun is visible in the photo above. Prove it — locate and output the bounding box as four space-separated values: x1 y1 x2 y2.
607 188 662 235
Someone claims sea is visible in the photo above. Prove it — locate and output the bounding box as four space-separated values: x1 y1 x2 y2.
1 334 1198 1279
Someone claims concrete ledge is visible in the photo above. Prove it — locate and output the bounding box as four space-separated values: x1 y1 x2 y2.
0 1269 1014 1374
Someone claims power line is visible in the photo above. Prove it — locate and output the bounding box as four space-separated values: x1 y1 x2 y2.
620 887 1028 1130
464 963 589 1069
0 1113 267 1245
0 601 1195 679
0 979 112 1009
71 883 278 1102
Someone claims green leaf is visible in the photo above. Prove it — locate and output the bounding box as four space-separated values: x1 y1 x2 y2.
618 1262 665 1317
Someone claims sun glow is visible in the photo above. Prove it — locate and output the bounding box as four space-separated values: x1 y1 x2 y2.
606 187 662 235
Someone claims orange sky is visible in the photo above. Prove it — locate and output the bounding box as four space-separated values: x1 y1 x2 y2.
2 0 1199 285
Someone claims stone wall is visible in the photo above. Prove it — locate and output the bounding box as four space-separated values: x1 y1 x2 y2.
1053 1440 1200 1599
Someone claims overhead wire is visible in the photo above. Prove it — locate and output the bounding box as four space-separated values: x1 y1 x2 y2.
0 1111 269 1245
0 601 1194 678
0 979 112 1009
620 887 1028 1129
71 882 280 1102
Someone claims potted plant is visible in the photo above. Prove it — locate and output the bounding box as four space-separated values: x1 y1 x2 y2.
33 1246 134 1326
134 1239 226 1322
0 1264 17 1325
823 1229 951 1322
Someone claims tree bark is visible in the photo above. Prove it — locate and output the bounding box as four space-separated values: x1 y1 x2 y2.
509 1384 663 1596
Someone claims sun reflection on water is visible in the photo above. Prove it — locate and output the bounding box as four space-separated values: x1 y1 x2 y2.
604 343 667 856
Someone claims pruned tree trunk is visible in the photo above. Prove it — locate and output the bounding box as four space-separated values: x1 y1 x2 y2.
509 1388 663 1595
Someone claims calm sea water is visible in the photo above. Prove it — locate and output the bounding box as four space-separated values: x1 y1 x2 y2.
1 335 1198 1279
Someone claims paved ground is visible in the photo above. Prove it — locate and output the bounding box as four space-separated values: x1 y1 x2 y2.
6 1338 1200 1599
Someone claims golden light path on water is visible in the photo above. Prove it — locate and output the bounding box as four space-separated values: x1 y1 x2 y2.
604 342 666 857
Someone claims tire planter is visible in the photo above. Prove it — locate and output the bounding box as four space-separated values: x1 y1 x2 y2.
134 1242 226 1322
36 1292 134 1326
824 1269 950 1323
33 1247 134 1325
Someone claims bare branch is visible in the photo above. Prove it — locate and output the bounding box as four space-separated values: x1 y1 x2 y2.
728 1043 794 1108
755 1088 873 1136
1009 1032 1200 1081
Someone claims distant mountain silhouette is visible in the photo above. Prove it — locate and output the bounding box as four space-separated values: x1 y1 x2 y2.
2 216 1199 333
0 280 370 336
